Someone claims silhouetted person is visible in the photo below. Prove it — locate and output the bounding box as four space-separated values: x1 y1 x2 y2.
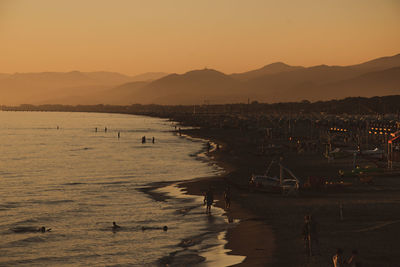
207 142 211 153
95 127 98 132
302 215 311 256
224 186 231 209
204 188 214 214
112 222 121 230
56 126 59 130
178 128 181 136
163 226 168 231
105 127 107 132
142 136 146 144
309 215 319 255
333 248 344 267
152 137 155 143
118 132 120 139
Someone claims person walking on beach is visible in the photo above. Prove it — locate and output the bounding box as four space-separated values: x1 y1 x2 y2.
204 188 214 214
224 186 231 209
332 248 344 267
302 214 319 256
152 137 155 143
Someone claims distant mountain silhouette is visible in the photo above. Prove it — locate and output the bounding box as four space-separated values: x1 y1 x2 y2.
129 69 246 104
0 71 138 105
129 72 168 82
41 81 151 105
231 62 304 81
351 53 400 71
1 53 399 105
244 54 400 102
315 66 400 100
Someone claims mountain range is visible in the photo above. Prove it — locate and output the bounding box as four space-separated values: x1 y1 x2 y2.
0 54 399 105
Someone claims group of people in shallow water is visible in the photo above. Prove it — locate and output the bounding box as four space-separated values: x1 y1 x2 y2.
141 136 155 144
93 127 157 143
11 223 168 234
203 185 231 214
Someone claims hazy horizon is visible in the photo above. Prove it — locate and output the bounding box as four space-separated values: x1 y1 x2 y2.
1 0 399 76
0 52 398 77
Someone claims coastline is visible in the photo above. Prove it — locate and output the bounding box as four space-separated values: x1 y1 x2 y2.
176 131 275 267
4 109 400 266
139 179 249 267
167 123 400 267
139 129 274 267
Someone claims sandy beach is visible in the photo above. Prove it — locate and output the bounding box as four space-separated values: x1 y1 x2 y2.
171 124 400 267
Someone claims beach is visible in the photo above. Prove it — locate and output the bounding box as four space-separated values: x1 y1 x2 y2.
2 109 400 266
171 122 400 267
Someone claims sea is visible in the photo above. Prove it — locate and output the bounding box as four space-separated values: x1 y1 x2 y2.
0 111 245 267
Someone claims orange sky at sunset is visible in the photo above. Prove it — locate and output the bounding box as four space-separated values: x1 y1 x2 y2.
1 0 399 75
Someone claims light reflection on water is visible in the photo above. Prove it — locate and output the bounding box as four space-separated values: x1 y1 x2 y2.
0 111 232 266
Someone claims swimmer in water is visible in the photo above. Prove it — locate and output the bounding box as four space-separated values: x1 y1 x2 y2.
39 226 51 232
112 222 121 230
11 226 51 233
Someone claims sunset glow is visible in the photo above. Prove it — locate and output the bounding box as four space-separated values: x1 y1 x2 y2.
1 0 399 75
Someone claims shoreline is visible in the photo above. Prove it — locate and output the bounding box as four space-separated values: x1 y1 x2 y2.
167 122 400 267
139 128 274 267
173 129 275 266
139 180 248 267
176 132 275 267
5 110 400 266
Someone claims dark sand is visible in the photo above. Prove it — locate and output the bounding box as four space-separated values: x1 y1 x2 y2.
176 127 400 267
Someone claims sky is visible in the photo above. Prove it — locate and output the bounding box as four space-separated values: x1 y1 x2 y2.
0 0 399 75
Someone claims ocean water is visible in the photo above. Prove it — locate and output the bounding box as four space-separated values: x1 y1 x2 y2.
0 111 243 266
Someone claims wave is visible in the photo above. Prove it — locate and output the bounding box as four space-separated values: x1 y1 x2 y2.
27 199 74 205
62 182 87 186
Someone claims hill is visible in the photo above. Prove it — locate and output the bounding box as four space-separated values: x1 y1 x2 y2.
0 71 136 105
1 53 399 105
231 62 304 81
130 69 246 104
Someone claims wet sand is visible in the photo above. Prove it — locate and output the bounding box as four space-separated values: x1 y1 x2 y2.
174 126 400 267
